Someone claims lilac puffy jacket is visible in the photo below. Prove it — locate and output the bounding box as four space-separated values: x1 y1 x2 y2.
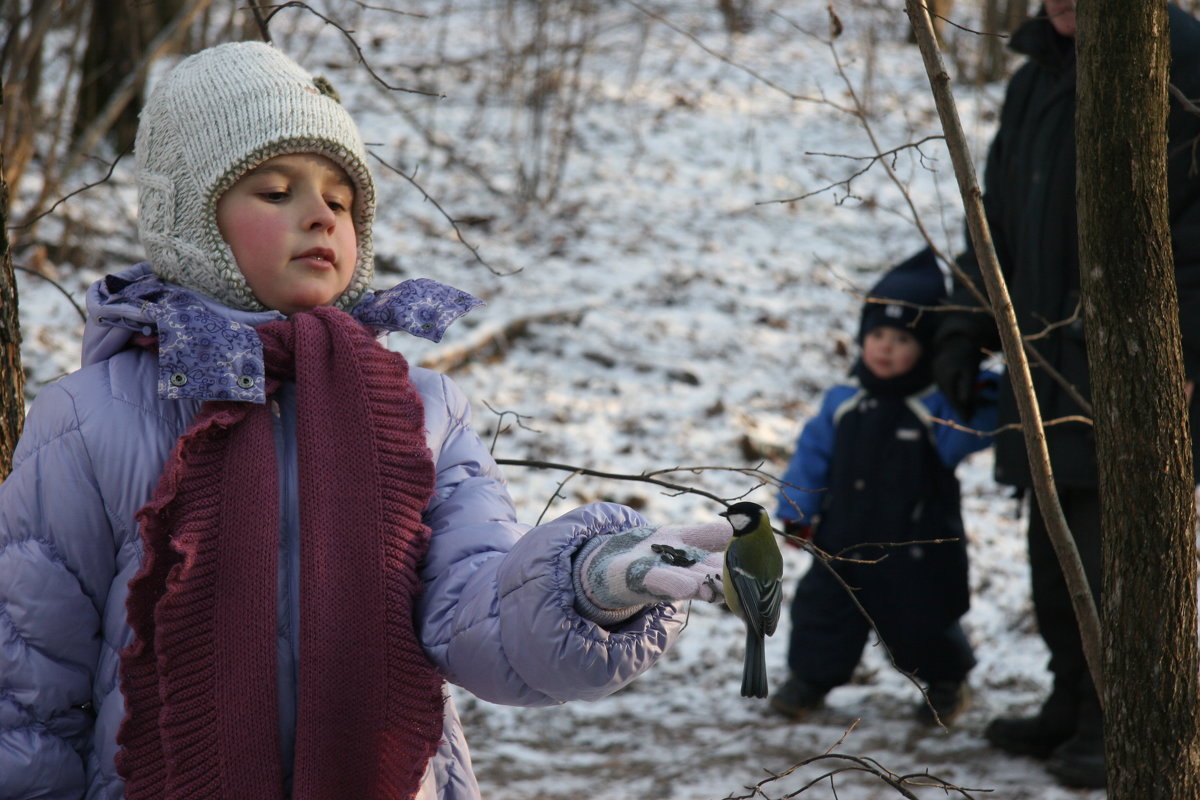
0 265 683 800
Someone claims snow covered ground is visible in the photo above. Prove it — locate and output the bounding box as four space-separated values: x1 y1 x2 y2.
13 1 1105 797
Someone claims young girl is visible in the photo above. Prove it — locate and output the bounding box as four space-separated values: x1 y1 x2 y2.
0 42 733 800
772 248 997 726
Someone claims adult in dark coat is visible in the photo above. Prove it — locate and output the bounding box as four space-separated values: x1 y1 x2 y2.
932 1 1200 789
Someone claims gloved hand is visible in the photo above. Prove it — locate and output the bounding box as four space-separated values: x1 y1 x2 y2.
573 522 731 624
933 334 985 420
781 519 813 548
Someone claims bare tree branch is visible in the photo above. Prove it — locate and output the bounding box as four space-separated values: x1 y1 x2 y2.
369 151 516 276
724 748 988 799
771 8 1095 419
481 401 541 453
257 2 442 96
63 0 215 180
493 459 746 506
245 0 274 42
13 145 131 230
623 0 855 114
904 0 1104 699
13 264 87 322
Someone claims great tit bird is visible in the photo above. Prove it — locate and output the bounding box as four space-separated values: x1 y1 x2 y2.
720 501 783 698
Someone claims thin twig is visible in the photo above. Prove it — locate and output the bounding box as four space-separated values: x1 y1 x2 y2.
493 459 732 505
245 0 273 42
623 0 854 114
257 2 442 96
369 151 515 276
481 401 542 453
13 265 87 322
537 468 583 526
930 413 1094 437
12 146 131 230
725 749 987 799
348 0 427 18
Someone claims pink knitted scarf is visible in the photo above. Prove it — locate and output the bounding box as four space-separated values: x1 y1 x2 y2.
117 307 444 799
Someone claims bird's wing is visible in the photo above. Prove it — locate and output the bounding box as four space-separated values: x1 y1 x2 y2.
762 577 783 637
725 549 779 638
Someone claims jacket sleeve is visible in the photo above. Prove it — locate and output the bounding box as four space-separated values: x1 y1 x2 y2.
415 371 684 707
0 383 116 800
927 369 1000 468
774 388 841 525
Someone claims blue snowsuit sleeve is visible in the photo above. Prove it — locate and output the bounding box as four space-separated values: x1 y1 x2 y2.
926 369 1000 468
774 386 854 525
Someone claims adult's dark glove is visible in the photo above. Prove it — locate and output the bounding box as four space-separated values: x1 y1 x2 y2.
933 334 984 420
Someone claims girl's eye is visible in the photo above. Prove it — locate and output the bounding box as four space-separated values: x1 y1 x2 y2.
259 190 289 202
326 197 351 213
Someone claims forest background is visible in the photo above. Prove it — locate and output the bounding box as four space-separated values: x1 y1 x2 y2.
7 0 1200 797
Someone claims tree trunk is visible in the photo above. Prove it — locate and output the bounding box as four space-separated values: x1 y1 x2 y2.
0 149 25 479
76 0 155 151
1076 3 1200 796
1 0 52 205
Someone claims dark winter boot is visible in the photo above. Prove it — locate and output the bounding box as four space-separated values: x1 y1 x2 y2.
1045 732 1106 789
984 691 1076 759
914 680 970 726
1045 697 1105 789
769 676 828 720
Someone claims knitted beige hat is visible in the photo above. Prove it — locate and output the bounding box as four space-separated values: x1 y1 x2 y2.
135 41 375 311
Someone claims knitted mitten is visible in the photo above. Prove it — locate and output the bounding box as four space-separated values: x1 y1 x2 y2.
572 522 731 624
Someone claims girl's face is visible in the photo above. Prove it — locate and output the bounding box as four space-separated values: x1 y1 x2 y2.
862 326 923 380
216 153 357 315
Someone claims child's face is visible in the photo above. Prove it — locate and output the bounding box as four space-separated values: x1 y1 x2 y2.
216 153 358 315
862 326 922 380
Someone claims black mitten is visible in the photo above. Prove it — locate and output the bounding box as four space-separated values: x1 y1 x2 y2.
933 334 985 419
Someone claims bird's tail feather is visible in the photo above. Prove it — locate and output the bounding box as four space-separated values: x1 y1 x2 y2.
741 629 768 698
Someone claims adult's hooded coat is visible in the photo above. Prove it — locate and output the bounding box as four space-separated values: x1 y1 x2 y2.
936 4 1200 488
0 265 684 800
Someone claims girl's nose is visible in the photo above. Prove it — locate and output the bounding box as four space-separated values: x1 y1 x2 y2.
305 195 337 231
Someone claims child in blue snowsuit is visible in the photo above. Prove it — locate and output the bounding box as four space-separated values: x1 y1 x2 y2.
772 248 997 724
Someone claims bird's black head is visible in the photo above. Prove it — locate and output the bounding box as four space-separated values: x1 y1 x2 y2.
720 501 765 536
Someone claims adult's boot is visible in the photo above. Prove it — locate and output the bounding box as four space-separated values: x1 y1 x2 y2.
984 688 1076 759
1045 698 1105 789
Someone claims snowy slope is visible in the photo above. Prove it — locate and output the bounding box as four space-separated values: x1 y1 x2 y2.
13 1 1104 797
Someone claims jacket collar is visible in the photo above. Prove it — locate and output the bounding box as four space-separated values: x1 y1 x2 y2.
1010 7 1076 75
84 263 483 403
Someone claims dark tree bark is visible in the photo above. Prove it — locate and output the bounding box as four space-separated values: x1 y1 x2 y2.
1 0 52 204
1076 3 1200 796
0 149 25 479
76 0 154 151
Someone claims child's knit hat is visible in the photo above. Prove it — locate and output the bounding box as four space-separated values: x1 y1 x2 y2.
858 246 946 347
135 41 375 311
